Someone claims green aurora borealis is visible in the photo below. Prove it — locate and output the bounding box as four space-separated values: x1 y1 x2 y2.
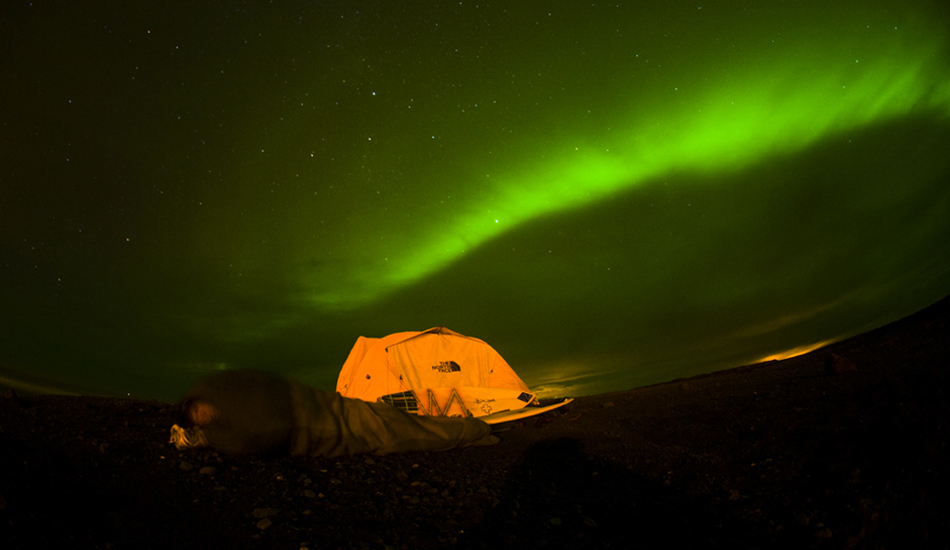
2 1 950 400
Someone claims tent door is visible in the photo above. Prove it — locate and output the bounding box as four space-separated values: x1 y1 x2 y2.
418 388 470 417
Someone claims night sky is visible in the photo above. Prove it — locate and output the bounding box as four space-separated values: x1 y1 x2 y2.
2 1 950 401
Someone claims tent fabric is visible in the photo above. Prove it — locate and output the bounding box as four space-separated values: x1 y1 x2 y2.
336 327 531 407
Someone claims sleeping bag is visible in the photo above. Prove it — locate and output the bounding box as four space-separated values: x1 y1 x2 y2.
170 370 496 456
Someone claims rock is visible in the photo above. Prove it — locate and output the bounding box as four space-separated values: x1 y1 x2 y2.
199 466 217 475
180 461 194 471
828 353 858 374
252 507 278 519
256 518 272 530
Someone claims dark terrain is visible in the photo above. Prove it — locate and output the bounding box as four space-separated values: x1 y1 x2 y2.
2 295 949 549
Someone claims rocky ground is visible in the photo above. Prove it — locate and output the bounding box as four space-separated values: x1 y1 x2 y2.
2 296 949 549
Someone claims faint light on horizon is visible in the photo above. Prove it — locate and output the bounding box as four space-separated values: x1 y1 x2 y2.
757 339 838 363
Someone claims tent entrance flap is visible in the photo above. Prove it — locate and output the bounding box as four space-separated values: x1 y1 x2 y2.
422 388 468 417
378 386 537 418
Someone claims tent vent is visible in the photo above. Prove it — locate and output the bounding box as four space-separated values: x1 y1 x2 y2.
380 391 418 413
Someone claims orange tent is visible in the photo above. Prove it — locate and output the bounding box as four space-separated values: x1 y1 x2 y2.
336 327 535 418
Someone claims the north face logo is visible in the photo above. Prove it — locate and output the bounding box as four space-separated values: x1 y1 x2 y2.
431 361 461 373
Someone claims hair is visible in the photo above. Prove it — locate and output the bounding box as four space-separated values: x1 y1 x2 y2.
177 370 296 455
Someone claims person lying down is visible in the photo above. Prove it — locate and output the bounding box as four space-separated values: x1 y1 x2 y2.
169 370 498 457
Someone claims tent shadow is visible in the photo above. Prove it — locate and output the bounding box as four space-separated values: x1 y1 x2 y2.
458 437 754 549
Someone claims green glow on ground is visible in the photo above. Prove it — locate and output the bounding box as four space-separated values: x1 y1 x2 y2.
300 10 950 310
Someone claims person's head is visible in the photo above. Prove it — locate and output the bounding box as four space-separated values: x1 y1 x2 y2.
177 370 295 455
178 398 219 427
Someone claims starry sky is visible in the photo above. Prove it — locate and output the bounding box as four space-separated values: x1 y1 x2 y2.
2 1 950 401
